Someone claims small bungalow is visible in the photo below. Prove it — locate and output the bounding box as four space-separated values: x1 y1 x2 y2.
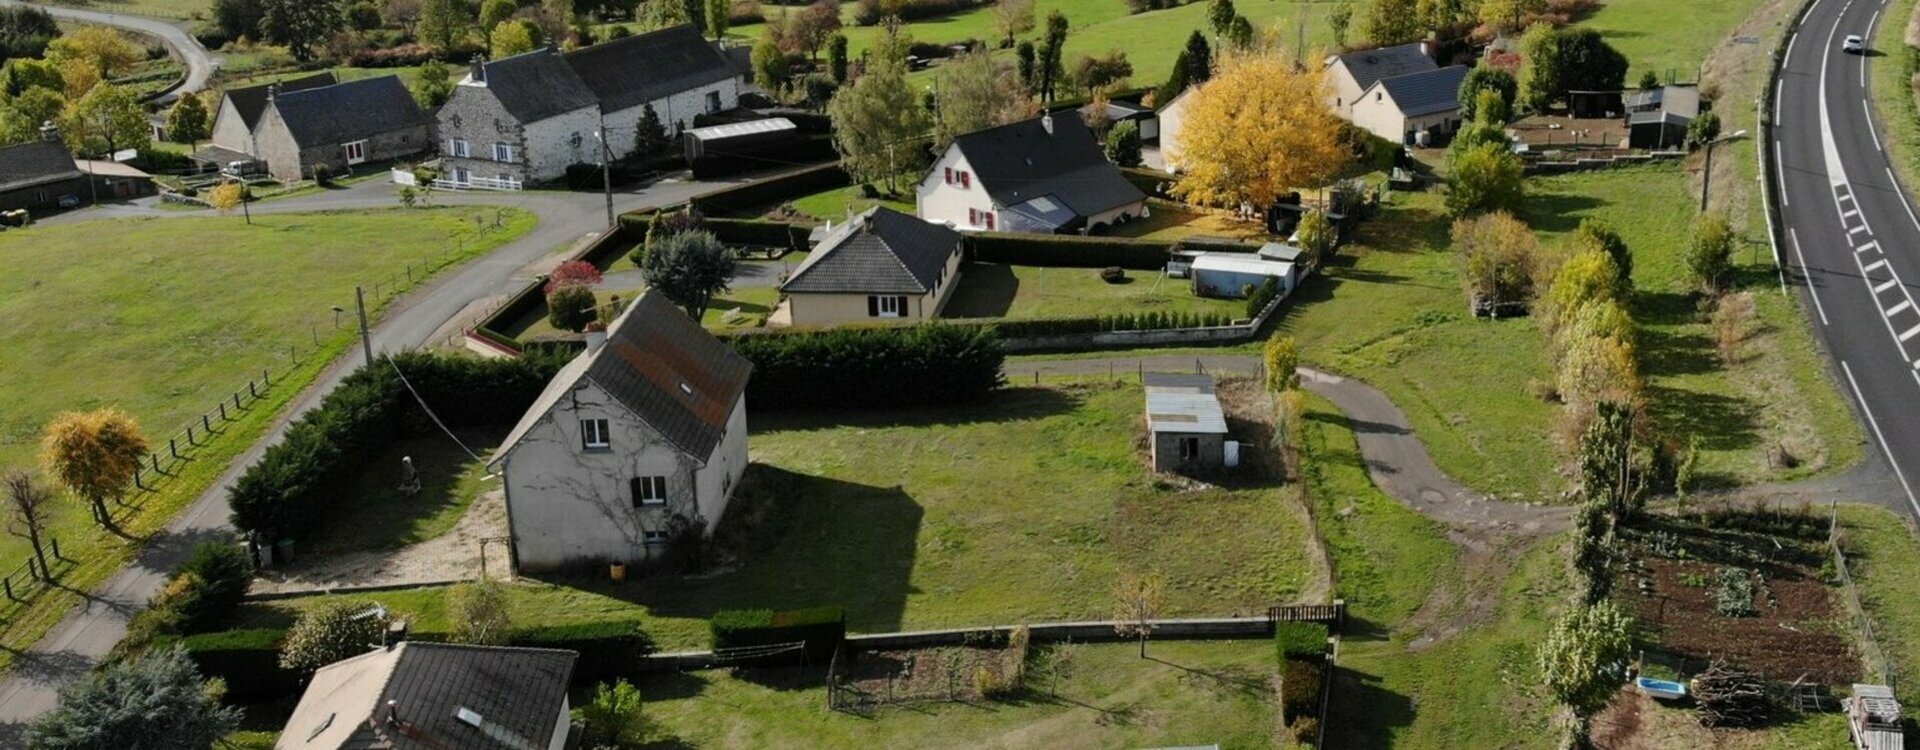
778 206 964 326
1626 85 1701 150
917 110 1147 234
490 292 752 572
1190 253 1296 299
250 75 434 181
0 137 85 213
1324 42 1438 120
1349 65 1471 146
1845 684 1904 750
1144 373 1229 473
276 641 576 750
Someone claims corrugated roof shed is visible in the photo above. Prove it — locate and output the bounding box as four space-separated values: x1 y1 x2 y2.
1143 372 1227 435
683 117 796 142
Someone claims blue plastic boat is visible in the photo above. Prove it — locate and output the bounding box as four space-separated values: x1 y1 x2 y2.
1636 676 1688 700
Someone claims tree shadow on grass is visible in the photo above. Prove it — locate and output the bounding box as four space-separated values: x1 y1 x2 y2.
1521 191 1609 236
1645 385 1760 453
631 670 711 701
1323 665 1417 750
941 262 1020 318
581 466 923 636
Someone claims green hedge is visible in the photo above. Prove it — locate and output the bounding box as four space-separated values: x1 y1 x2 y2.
723 324 1005 409
689 162 851 216
710 606 845 662
170 628 301 703
703 217 811 250
510 619 657 684
1274 622 1328 662
966 233 1173 270
976 311 1236 338
1279 658 1323 722
228 352 569 540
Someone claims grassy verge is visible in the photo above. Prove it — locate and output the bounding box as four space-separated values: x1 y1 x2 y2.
1872 0 1920 192
0 208 535 672
1839 505 1920 703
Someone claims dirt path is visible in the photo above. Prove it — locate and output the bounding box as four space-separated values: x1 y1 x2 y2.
249 490 511 595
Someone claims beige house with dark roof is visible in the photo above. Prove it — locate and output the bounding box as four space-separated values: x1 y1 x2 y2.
277 642 576 750
777 207 965 327
490 292 752 572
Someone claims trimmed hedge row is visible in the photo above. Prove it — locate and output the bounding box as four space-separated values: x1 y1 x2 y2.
228 352 569 541
1274 621 1328 661
703 217 811 250
690 162 851 216
724 324 1005 408
511 620 658 684
711 606 845 662
966 233 1173 270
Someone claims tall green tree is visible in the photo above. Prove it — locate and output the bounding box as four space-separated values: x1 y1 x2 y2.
704 0 730 39
1206 0 1236 36
1537 601 1634 744
1579 399 1649 523
63 84 149 156
1517 22 1560 112
29 647 240 750
1328 0 1353 49
165 92 211 148
1181 30 1212 86
411 59 454 108
1225 14 1253 50
634 103 669 156
262 0 343 62
751 36 788 93
0 86 66 146
1105 119 1142 167
479 0 517 41
212 0 267 41
1574 219 1632 290
578 679 646 748
418 0 469 51
1036 10 1069 101
827 33 849 83
641 230 737 320
491 19 539 57
1457 66 1517 123
0 6 59 60
1362 0 1420 47
1016 40 1037 91
827 27 931 192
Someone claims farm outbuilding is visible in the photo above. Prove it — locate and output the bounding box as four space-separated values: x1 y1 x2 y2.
1143 373 1229 473
1190 253 1297 299
681 117 797 162
1846 684 1904 750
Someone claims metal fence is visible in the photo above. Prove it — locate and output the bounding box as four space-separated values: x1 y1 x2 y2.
1829 506 1897 692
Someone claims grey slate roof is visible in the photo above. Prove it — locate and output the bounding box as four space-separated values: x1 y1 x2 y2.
225 72 338 131
783 207 961 295
1143 373 1227 435
276 642 576 750
492 292 752 466
476 47 599 123
1332 43 1437 91
566 24 737 114
1372 65 1470 118
948 110 1146 220
0 140 79 192
270 76 430 148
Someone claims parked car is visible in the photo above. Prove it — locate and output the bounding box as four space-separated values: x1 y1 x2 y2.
1844 35 1866 54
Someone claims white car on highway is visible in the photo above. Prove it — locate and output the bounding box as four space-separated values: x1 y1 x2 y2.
1844 35 1866 54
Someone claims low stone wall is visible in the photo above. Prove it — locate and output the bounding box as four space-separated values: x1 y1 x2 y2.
1003 322 1259 352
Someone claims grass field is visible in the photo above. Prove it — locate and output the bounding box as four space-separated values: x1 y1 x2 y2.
0 207 533 670
1583 0 1772 84
298 430 502 557
634 640 1279 749
1277 165 1859 501
242 380 1316 650
944 262 1249 319
1839 505 1920 704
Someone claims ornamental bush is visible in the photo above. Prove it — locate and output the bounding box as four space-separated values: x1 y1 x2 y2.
547 286 598 332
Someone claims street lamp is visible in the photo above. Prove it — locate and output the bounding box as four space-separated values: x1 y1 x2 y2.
591 127 613 229
1700 128 1749 213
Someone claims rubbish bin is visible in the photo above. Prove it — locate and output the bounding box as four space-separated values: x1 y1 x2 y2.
274 538 295 565
609 563 627 582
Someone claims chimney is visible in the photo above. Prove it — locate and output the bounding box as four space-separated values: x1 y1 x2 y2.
385 700 400 726
1418 40 1432 59
469 54 486 86
584 320 608 353
38 121 57 143
385 619 409 648
265 83 278 103
1041 112 1054 136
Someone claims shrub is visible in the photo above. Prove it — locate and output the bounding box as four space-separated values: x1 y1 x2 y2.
578 679 646 748
347 42 439 68
710 606 845 661
725 324 1005 408
279 600 385 674
1279 658 1323 720
511 620 657 683
174 543 250 631
1454 211 1545 315
1446 142 1526 217
1245 276 1281 318
1273 621 1326 662
547 286 597 332
1686 213 1735 294
170 628 299 702
1289 716 1320 744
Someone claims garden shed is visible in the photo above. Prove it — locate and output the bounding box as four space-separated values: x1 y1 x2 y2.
1143 373 1228 473
1190 253 1296 299
1846 684 1904 750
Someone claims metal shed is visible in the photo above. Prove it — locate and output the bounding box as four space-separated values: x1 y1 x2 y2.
1190 253 1297 299
681 117 798 162
1144 373 1228 473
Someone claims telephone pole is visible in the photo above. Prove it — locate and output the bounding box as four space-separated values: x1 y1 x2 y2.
355 286 373 367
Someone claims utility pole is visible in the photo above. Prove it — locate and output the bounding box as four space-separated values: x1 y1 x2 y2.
595 126 613 228
355 286 373 367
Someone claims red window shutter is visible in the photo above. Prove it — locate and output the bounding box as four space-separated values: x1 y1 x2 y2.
968 208 978 226
896 296 909 314
985 212 995 230
944 167 953 185
961 171 971 188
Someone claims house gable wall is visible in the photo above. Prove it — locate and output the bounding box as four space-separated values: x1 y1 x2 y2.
210 97 254 154
437 83 598 184
252 108 304 181
1150 431 1225 473
600 78 741 160
916 146 994 230
783 241 964 327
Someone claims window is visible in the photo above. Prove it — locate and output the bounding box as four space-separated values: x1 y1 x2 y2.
868 295 906 318
642 530 669 545
706 90 722 112
492 143 516 162
1178 436 1200 462
631 476 668 507
343 140 367 164
581 419 610 450
451 168 470 185
983 212 996 231
449 139 471 158
1376 92 1383 102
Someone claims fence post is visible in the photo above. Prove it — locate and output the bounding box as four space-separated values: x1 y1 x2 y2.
170 438 180 459
233 392 242 410
202 414 212 434
262 368 271 386
51 537 62 561
133 466 145 492
219 402 228 421
185 425 196 446
249 380 259 399
4 576 14 602
151 453 161 473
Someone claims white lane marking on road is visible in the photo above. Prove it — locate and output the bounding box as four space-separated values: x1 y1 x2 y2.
1859 241 1880 253
1888 166 1920 234
1880 279 1904 295
1821 8 1851 187
1846 209 1861 218
1852 224 1871 235
1903 323 1920 342
1866 100 1883 147
1779 143 1790 207
1842 360 1920 518
1891 299 1914 315
1866 258 1889 272
1791 228 1833 326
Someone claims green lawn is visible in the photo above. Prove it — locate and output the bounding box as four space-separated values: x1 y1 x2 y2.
784 183 915 220
635 640 1280 750
944 262 1250 320
0 207 533 669
297 430 502 557
1278 165 1859 501
1582 0 1772 84
1839 505 1920 703
234 381 1315 651
503 282 783 341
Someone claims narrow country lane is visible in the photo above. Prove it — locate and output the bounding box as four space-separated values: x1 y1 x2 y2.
0 0 215 102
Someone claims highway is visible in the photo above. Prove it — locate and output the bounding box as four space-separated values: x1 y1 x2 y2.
1775 0 1920 518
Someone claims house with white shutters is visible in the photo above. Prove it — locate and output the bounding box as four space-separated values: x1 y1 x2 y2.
917 110 1147 234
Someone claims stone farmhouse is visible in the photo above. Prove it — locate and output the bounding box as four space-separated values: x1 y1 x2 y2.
197 74 432 181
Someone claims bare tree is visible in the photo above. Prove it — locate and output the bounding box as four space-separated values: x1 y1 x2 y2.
3 471 52 581
1112 570 1166 658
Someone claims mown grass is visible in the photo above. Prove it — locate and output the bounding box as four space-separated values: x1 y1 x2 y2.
944 262 1250 319
1839 504 1920 705
634 640 1279 749
0 208 533 670
1872 0 1920 192
297 429 503 557
1582 0 1773 84
245 381 1313 651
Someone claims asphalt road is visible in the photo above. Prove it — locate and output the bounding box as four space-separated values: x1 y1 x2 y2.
1774 0 1920 519
0 175 737 736
0 0 216 102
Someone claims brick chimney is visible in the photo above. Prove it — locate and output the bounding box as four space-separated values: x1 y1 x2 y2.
469 54 487 86
38 121 57 143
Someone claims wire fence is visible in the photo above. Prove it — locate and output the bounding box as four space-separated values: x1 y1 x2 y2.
0 212 516 627
1829 505 1897 692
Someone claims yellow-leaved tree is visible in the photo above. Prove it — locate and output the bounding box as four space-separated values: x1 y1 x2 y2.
1169 48 1349 209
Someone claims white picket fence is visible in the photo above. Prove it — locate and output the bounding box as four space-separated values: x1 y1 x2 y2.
389 169 524 192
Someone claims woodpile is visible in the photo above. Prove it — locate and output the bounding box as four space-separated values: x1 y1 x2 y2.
1691 662 1773 728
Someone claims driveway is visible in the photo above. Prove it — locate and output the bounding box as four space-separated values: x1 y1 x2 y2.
0 170 768 735
0 0 216 103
